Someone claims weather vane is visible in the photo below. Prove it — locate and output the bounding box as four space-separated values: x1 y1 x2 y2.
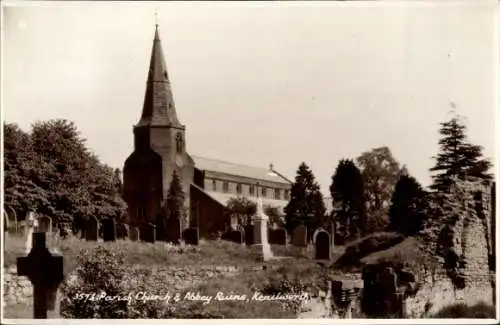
155 8 159 27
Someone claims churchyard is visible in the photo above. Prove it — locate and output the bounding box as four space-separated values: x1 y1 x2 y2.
2 203 496 319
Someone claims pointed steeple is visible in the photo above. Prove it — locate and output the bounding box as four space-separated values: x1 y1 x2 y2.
136 25 183 128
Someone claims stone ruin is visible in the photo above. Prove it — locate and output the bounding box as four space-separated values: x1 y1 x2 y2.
359 178 496 318
435 179 495 304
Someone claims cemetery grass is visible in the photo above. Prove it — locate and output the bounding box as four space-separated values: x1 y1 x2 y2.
3 235 349 319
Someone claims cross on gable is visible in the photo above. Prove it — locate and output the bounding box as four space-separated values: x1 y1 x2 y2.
17 232 64 318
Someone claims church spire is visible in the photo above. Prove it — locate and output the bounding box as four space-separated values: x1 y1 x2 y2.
136 24 183 128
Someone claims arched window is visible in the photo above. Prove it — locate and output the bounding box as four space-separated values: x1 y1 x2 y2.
261 187 267 197
274 188 281 200
212 180 217 191
236 183 242 194
223 182 229 193
175 133 183 154
249 185 255 196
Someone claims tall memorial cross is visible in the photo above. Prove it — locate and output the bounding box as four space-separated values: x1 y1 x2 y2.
17 232 64 319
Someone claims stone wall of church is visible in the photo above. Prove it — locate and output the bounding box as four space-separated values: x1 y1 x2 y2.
190 185 228 238
203 172 291 201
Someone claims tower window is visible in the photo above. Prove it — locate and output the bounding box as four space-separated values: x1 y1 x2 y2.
212 180 217 191
175 133 183 154
236 183 242 194
223 182 229 193
249 185 255 196
274 188 281 200
261 187 267 197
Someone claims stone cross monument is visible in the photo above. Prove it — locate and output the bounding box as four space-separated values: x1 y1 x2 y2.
252 197 273 261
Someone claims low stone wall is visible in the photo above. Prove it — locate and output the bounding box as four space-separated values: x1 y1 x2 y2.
3 263 244 317
3 266 32 306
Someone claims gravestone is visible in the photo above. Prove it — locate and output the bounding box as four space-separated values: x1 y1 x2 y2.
221 230 243 244
315 231 331 260
116 223 129 240
4 205 18 234
24 212 38 254
183 228 199 245
129 227 139 241
165 217 181 244
269 228 287 245
140 223 156 243
17 232 64 318
155 218 166 241
85 216 99 241
312 227 325 244
292 224 307 247
37 215 52 234
244 225 254 246
101 218 116 242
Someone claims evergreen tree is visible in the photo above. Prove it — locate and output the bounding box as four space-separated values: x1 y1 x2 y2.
284 162 326 238
330 159 365 242
388 173 429 236
430 112 492 192
166 171 185 222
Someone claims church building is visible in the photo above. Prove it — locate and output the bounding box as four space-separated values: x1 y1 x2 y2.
123 25 292 238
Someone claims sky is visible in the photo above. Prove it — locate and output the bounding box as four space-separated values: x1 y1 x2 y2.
2 1 498 196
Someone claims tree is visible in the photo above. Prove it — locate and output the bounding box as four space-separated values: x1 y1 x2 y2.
330 159 365 242
165 171 185 222
3 120 127 229
388 172 429 236
284 162 326 238
226 196 256 227
264 205 285 228
356 146 402 234
430 112 492 193
3 123 49 218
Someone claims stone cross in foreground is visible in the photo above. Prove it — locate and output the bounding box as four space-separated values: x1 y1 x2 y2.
17 232 64 319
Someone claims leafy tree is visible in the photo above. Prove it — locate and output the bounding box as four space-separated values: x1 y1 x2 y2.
3 120 126 229
284 162 326 238
3 123 49 219
226 196 256 226
356 146 402 234
264 205 285 228
430 112 492 192
388 172 429 236
330 159 366 242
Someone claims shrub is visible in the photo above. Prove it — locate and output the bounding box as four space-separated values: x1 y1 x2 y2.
335 232 405 268
60 246 129 318
431 302 495 318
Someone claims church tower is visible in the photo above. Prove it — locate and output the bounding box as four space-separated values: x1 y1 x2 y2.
123 25 195 230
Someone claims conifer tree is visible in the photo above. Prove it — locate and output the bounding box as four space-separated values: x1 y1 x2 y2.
430 112 492 192
284 162 326 237
388 172 429 236
330 159 366 241
166 170 185 222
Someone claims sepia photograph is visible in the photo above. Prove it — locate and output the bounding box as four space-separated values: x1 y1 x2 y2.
1 0 498 322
